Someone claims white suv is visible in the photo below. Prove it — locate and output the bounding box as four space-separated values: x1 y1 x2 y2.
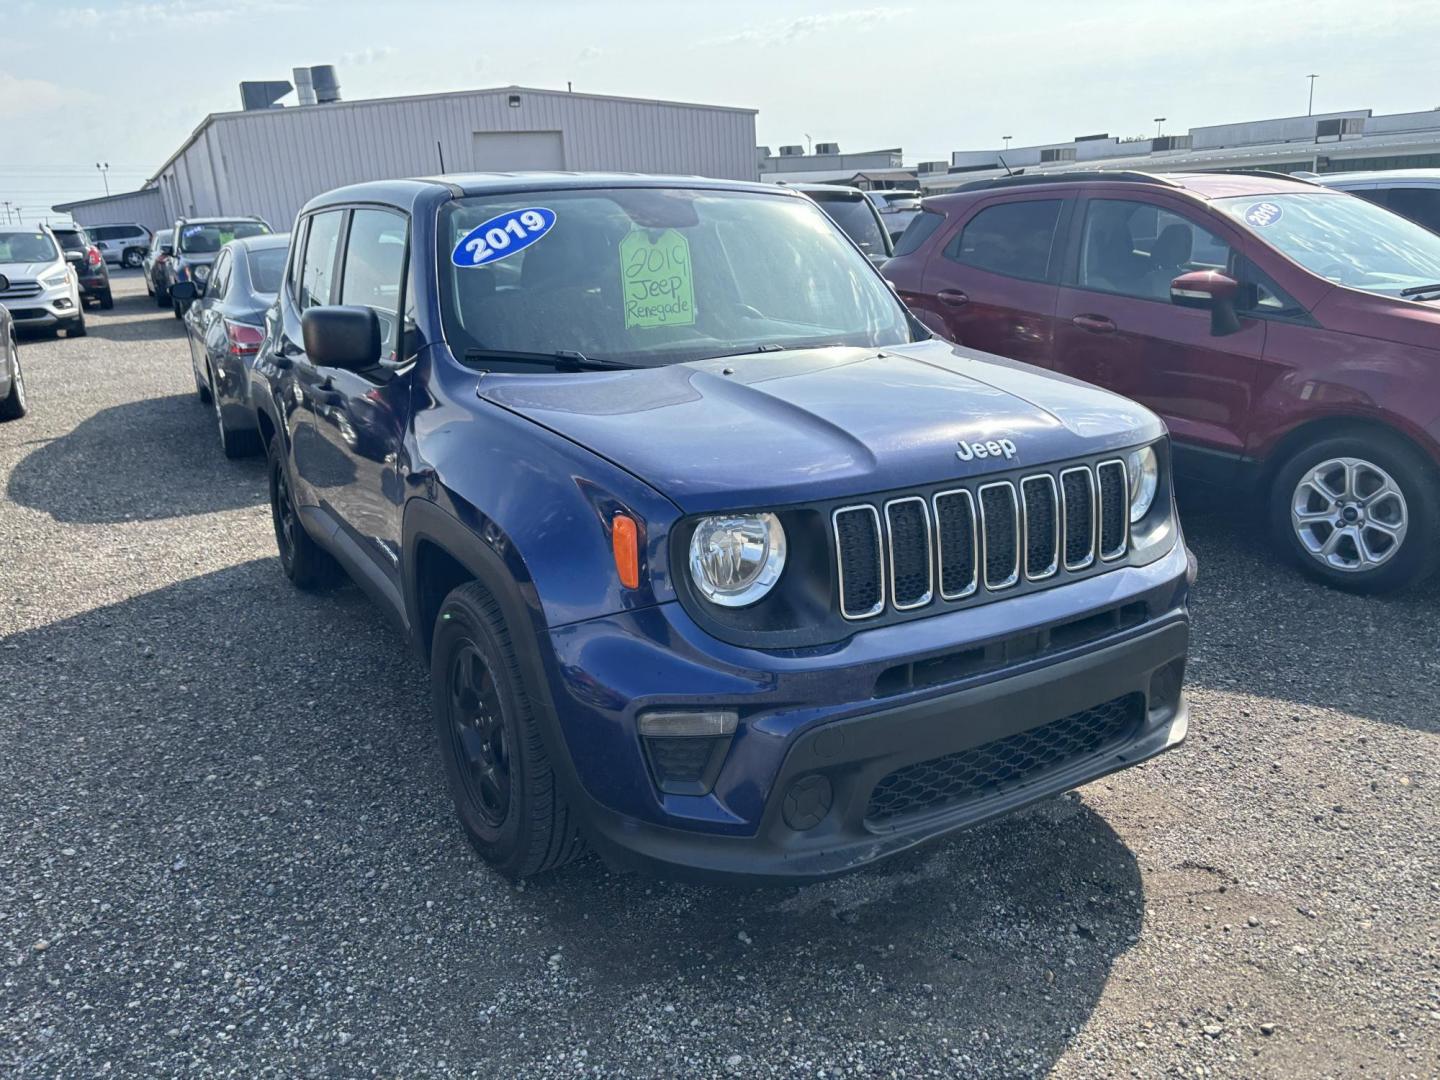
0 226 87 337
865 190 923 242
1315 169 1440 235
88 223 152 268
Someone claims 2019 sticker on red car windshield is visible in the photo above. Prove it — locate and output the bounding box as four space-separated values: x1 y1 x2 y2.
1244 202 1283 227
452 207 556 267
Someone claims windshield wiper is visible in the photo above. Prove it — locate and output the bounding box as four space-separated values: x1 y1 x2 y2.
700 343 790 362
462 348 635 371
1399 282 1440 298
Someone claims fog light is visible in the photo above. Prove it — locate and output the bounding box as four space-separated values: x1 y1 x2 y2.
638 710 738 796
55 298 72 310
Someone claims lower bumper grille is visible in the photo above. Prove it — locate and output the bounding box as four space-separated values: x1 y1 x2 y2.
864 693 1144 824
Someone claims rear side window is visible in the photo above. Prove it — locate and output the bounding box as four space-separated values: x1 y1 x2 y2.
249 247 287 295
1385 188 1440 235
945 200 1063 281
299 211 344 309
893 209 944 256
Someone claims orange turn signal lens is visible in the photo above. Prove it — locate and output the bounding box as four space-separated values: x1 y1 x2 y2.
612 514 640 589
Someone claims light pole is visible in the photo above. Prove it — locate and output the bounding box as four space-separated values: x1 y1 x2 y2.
96 162 110 196
1154 117 1166 139
1002 135 1012 150
1 201 10 224
1307 74 1319 116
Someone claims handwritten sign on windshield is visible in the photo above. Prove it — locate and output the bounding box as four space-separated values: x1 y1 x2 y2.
620 228 695 329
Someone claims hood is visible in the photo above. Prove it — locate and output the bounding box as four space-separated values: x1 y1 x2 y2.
0 260 62 281
477 338 1164 512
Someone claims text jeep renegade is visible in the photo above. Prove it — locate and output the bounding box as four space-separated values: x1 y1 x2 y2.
250 174 1193 881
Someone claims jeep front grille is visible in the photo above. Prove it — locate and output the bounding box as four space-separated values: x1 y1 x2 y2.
833 458 1129 620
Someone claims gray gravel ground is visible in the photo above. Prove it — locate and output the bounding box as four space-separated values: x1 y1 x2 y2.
1 273 1437 1079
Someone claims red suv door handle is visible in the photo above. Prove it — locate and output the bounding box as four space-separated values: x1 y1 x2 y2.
937 289 969 307
1071 314 1116 333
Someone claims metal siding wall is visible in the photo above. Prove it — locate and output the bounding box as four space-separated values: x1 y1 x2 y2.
67 189 169 231
188 91 756 227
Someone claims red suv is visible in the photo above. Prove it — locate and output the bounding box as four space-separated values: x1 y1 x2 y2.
885 171 1440 592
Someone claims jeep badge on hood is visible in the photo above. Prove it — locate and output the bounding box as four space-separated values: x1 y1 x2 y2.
956 438 1017 463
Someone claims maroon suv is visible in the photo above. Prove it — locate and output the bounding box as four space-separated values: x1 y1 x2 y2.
885 171 1440 592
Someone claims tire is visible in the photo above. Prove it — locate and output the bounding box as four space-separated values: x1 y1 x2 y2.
100 290 114 311
123 249 144 269
155 283 170 308
1270 429 1440 593
0 336 26 421
431 582 585 879
212 367 261 458
65 312 87 338
266 434 342 590
193 360 212 404
173 298 185 320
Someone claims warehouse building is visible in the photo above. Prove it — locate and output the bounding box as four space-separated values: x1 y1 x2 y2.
924 105 1440 191
55 80 758 232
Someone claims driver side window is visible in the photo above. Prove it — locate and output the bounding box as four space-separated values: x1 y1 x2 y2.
340 208 408 361
1078 200 1232 303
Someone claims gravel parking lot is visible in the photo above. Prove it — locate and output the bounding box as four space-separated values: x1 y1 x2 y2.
2 271 1437 1079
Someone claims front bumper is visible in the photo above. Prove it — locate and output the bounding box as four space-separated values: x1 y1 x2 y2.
4 283 82 327
541 539 1194 882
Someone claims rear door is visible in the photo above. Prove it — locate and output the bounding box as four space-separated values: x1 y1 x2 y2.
188 247 231 386
1053 196 1265 482
917 195 1070 368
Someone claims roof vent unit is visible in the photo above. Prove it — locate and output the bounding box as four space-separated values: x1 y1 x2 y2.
239 80 292 111
293 67 316 106
311 64 341 104
814 142 840 155
1040 147 1077 163
1152 135 1192 152
916 160 948 174
779 145 805 157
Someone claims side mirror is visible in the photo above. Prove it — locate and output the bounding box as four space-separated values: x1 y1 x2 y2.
1171 270 1241 336
169 281 197 302
64 250 84 265
302 306 381 371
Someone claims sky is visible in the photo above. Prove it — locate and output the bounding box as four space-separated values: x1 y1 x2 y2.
3 0 1439 223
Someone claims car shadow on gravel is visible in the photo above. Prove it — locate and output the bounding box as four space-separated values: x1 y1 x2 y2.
0 560 1145 1077
1177 500 1440 733
6 393 266 522
86 284 189 344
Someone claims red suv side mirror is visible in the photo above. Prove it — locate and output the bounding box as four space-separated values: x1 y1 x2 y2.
1171 270 1242 336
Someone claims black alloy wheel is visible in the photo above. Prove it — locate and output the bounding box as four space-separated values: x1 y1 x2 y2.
447 642 512 828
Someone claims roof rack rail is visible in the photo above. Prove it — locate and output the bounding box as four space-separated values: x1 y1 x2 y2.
955 170 1180 194
1189 168 1322 186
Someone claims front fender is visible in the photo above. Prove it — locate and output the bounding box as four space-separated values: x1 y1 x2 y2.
410 350 682 633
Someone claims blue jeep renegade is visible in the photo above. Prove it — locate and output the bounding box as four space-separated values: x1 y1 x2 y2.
250 174 1193 881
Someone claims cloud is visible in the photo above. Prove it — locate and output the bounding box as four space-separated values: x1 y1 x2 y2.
576 46 603 63
341 45 396 66
706 7 911 48
56 0 301 31
0 72 97 115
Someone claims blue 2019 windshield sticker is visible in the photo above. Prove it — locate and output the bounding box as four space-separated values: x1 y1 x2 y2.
1244 202 1282 228
452 208 556 267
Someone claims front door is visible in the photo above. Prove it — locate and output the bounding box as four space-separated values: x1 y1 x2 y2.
186 247 230 389
916 195 1070 368
307 206 413 588
1053 196 1265 483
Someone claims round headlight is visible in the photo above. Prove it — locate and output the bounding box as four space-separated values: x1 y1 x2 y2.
193 264 211 281
688 513 786 608
1127 446 1159 523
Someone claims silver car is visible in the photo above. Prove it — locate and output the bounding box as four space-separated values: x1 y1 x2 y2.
0 306 26 421
88 222 153 268
0 226 86 337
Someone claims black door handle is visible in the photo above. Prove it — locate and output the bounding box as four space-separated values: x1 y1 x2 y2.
937 289 970 307
1071 314 1117 334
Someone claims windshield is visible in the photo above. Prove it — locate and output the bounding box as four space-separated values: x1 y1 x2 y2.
179 221 270 254
0 231 60 263
248 246 287 294
1216 192 1440 298
437 187 916 368
806 193 888 256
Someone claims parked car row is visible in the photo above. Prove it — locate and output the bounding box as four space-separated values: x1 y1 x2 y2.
0 224 88 337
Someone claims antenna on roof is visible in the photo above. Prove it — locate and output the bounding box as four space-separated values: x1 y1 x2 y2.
996 153 1014 177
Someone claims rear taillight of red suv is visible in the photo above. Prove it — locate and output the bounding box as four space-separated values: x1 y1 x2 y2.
224 319 264 357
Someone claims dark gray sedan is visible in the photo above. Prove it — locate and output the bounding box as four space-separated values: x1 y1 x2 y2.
173 233 289 457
